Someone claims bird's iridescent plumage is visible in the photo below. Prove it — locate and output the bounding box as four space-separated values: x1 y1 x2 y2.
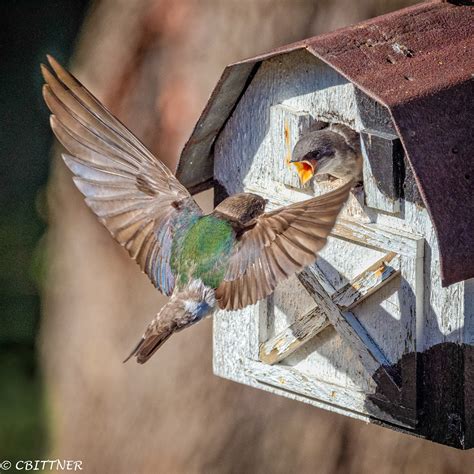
171 215 235 289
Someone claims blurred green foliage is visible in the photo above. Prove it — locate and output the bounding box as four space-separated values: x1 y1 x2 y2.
0 345 48 462
0 0 89 461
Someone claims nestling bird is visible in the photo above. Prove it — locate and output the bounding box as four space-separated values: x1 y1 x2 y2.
290 123 363 185
41 56 354 364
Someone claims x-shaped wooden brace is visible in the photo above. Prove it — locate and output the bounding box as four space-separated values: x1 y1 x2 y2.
260 252 399 366
258 249 416 425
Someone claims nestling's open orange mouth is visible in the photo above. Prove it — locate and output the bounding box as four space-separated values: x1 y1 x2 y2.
283 121 315 185
293 160 315 185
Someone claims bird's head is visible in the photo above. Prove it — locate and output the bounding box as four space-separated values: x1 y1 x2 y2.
290 130 344 185
214 193 267 225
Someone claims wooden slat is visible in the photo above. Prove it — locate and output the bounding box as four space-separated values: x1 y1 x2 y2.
244 359 415 429
259 253 400 365
332 219 420 258
332 252 400 310
297 265 402 397
260 307 330 364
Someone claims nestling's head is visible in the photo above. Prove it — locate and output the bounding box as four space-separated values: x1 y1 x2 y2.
290 130 347 184
214 193 267 224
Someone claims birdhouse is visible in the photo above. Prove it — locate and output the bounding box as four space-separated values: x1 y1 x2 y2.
176 1 474 448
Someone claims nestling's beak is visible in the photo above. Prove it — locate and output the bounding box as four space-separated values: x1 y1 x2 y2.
283 121 315 185
289 158 316 185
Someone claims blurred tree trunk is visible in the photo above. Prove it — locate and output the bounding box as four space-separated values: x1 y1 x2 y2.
41 0 474 472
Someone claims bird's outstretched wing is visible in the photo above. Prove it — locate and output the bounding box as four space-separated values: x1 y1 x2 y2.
41 56 202 295
216 181 352 310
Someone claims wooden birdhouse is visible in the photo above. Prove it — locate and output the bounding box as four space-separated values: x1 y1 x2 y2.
176 1 474 448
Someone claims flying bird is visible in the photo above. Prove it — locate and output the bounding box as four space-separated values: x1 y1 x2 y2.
41 56 354 364
290 123 362 185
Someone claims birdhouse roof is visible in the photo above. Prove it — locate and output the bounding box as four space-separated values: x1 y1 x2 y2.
176 0 474 286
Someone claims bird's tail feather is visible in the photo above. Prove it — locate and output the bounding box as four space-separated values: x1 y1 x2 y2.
123 330 174 364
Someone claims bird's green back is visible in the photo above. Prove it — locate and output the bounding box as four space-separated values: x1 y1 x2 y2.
171 215 235 289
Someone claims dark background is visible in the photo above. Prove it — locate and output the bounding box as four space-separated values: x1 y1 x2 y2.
0 0 89 461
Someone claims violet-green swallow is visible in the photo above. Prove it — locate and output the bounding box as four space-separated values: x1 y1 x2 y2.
41 56 353 364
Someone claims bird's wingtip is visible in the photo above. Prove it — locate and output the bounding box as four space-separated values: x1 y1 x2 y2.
41 83 49 99
40 63 50 80
49 114 58 128
46 54 57 66
123 336 145 363
46 54 69 79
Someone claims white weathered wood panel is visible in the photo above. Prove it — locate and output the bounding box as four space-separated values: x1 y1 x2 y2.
297 265 397 388
213 305 411 428
259 253 401 365
243 360 412 428
212 49 468 425
270 275 317 333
